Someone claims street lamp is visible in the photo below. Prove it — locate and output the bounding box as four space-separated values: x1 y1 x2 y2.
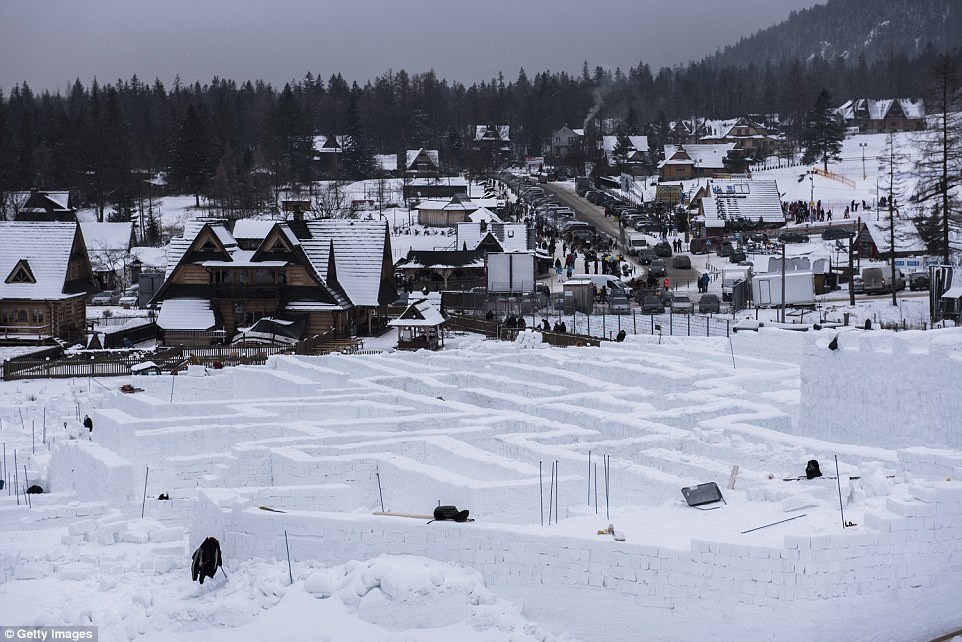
809 174 814 209
859 143 868 180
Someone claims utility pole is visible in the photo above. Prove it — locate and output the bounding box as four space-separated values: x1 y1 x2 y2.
848 234 855 307
780 243 787 323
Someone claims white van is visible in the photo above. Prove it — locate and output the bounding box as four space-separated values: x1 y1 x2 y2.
581 274 633 297
625 231 648 257
721 266 752 302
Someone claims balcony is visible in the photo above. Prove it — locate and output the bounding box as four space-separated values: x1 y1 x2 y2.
211 285 284 300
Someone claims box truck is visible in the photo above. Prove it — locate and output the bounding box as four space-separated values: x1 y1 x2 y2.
721 266 752 302
750 272 815 307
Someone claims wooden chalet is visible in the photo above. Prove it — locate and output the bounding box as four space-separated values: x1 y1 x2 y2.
416 194 479 227
700 117 779 157
79 221 136 290
151 216 396 347
602 135 651 175
0 222 97 344
405 148 441 178
658 144 737 182
313 134 346 176
837 99 925 134
13 191 77 222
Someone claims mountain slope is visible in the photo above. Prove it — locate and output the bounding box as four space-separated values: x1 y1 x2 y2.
711 0 962 68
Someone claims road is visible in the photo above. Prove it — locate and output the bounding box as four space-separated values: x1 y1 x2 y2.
541 182 703 290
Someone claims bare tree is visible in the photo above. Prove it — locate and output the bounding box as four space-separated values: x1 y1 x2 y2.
312 182 347 219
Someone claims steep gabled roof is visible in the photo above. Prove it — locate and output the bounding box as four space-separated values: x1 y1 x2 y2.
0 222 92 300
398 249 485 270
388 298 446 327
660 144 736 170
405 148 440 170
80 222 134 272
302 219 393 308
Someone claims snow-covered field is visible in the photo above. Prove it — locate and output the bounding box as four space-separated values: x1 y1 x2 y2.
2 326 961 641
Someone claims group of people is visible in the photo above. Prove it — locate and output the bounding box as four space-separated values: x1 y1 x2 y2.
696 273 711 293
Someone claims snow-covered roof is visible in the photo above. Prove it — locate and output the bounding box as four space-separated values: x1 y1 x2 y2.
388 298 446 327
376 154 398 172
79 222 133 272
837 98 925 121
156 298 216 330
466 208 504 225
455 222 527 252
165 219 229 278
303 219 391 308
232 219 276 241
941 285 962 299
405 149 439 170
473 125 510 142
0 222 84 300
861 218 927 254
701 179 785 229
602 135 649 153
660 144 736 170
416 196 478 212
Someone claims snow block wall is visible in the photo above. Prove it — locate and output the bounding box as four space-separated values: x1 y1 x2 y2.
797 328 962 449
49 440 138 503
192 483 962 611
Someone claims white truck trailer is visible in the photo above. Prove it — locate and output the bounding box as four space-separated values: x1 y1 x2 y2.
750 272 815 307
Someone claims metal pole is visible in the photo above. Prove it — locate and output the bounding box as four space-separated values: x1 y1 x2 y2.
284 530 293 585
835 455 846 529
555 460 559 524
23 465 31 508
547 460 554 525
780 243 787 323
741 514 807 534
141 467 150 519
376 471 385 512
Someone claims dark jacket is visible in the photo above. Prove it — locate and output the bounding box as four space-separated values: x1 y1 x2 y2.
191 537 223 584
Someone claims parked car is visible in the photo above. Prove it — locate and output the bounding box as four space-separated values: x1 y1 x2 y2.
698 293 721 314
715 241 734 257
90 290 118 305
778 231 810 244
908 272 930 291
649 259 667 277
729 249 747 263
637 248 658 265
821 227 855 240
641 295 664 314
654 241 673 257
118 290 139 308
670 294 694 314
861 267 906 294
672 255 692 269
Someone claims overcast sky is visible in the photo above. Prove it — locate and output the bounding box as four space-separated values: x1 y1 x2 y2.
1 0 824 94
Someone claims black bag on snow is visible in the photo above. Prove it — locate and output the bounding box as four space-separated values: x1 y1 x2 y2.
433 505 470 522
805 460 822 480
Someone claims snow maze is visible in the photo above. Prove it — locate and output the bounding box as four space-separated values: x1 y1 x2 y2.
6 328 962 640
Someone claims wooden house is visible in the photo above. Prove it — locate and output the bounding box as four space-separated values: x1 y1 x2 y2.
837 99 925 134
0 222 97 343
313 134 346 176
79 221 136 290
151 217 396 346
405 148 441 178
658 144 737 182
699 117 779 157
13 191 77 222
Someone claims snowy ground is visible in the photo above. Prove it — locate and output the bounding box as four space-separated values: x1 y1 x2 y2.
1 327 961 641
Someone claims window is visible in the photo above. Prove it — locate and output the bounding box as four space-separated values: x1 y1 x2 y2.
32 309 44 323
17 310 28 322
255 269 273 285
